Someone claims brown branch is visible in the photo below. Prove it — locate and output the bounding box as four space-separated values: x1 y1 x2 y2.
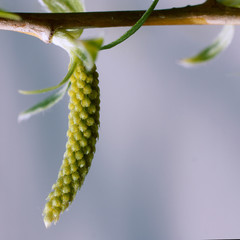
204 0 218 6
0 2 239 43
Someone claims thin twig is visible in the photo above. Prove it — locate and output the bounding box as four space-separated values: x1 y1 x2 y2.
0 3 239 43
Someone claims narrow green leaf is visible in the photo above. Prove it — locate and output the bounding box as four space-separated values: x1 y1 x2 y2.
101 0 159 50
0 10 21 21
18 82 70 122
19 61 76 95
217 0 240 7
180 25 234 66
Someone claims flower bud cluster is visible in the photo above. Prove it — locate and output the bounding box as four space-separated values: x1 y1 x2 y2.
43 62 100 227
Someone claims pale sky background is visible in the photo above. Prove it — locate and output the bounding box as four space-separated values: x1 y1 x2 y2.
1 1 240 240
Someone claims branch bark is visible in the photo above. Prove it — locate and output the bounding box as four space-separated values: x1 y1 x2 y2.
0 2 239 43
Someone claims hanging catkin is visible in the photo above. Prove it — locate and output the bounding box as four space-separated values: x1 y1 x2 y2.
43 61 100 227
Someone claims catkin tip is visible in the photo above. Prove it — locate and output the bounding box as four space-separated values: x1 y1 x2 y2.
44 218 52 229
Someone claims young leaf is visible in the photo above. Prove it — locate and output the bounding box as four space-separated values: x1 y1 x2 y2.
180 25 234 67
18 83 70 122
39 0 85 39
217 0 240 7
39 0 85 13
101 0 159 50
73 38 104 71
19 61 76 95
53 31 103 71
0 10 21 21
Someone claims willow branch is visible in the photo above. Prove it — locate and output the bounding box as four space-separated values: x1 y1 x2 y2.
0 2 239 43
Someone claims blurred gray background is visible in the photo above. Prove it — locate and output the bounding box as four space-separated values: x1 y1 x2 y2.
1 0 240 239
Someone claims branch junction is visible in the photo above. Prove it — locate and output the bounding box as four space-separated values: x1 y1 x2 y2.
0 2 239 43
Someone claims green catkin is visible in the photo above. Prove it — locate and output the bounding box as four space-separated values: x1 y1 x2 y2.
43 61 100 228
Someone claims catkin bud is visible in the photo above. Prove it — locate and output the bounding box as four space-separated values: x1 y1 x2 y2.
43 61 100 228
